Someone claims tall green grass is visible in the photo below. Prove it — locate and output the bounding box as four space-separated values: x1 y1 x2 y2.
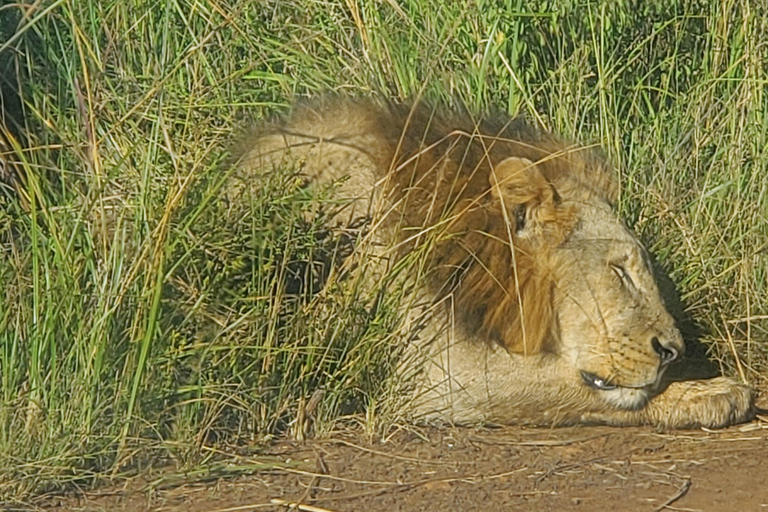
0 0 765 504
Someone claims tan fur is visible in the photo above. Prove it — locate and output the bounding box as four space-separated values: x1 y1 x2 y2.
233 98 756 428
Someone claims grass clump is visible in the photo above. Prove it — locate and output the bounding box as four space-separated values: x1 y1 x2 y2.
0 0 766 504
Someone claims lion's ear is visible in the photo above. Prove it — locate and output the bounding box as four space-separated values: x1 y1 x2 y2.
489 156 556 235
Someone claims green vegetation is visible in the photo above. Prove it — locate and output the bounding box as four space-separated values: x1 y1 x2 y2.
0 0 765 504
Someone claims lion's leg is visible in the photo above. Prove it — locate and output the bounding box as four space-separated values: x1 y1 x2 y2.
581 377 756 428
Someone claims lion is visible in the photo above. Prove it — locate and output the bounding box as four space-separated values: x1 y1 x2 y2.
231 98 756 428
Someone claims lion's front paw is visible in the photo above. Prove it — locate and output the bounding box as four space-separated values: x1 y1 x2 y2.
651 377 756 428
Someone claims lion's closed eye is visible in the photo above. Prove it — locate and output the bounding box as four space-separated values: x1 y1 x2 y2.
610 263 635 290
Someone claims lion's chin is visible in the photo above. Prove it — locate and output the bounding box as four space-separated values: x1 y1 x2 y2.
580 370 657 410
598 386 651 410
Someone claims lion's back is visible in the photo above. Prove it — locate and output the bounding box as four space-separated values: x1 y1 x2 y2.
231 99 404 207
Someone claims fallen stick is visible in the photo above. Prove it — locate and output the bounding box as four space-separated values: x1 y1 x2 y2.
655 478 691 512
270 498 338 512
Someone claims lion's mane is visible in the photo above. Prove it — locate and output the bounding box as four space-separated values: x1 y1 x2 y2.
369 102 617 355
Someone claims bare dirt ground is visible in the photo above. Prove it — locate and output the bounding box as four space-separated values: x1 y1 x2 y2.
40 407 768 512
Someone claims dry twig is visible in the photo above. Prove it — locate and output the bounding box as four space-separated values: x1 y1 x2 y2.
654 478 691 512
467 433 609 447
271 498 338 512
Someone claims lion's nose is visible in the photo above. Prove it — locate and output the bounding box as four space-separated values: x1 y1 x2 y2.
651 336 678 365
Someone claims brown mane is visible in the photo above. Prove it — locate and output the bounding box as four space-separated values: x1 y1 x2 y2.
376 102 618 355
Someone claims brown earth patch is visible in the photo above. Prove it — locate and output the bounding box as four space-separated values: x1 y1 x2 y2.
36 410 768 512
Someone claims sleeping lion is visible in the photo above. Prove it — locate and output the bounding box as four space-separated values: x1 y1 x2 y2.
232 98 756 428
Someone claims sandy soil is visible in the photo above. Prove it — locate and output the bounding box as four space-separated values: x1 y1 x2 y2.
38 411 768 512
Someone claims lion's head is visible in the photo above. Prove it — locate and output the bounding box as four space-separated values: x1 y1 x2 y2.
538 172 684 410
385 104 684 411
